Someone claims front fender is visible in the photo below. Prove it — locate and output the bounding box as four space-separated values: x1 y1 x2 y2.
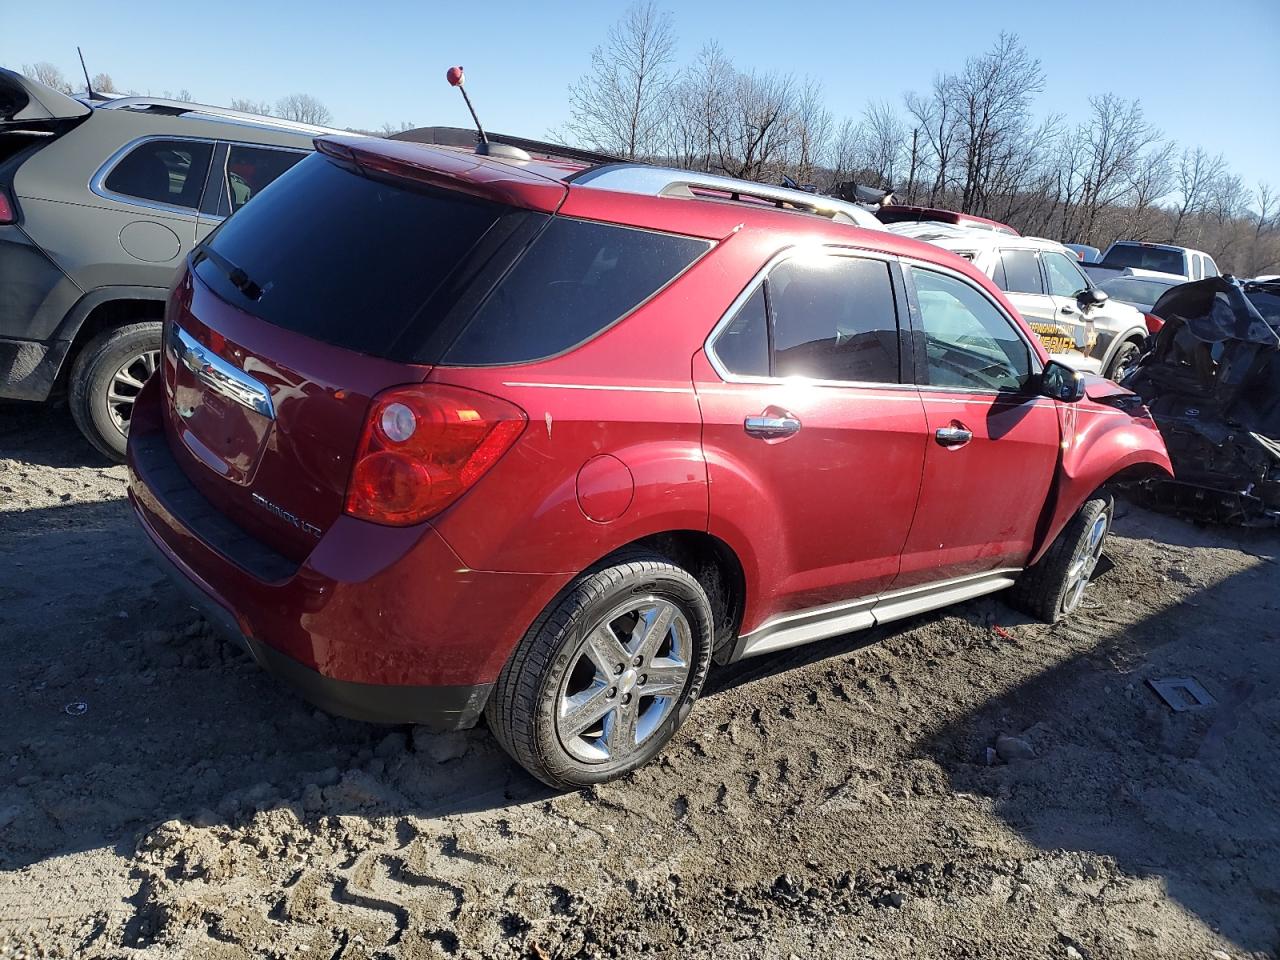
1029 399 1172 565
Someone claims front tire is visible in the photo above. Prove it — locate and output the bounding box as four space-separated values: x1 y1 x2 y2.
486 553 714 789
1010 495 1113 623
68 322 162 461
1104 339 1142 382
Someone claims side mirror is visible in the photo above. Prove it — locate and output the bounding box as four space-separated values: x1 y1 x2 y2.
1078 287 1108 308
1040 360 1086 403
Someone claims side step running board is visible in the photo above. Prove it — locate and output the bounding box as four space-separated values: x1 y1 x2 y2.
731 568 1020 661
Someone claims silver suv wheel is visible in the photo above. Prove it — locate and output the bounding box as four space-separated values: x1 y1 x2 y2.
106 349 159 434
555 597 692 764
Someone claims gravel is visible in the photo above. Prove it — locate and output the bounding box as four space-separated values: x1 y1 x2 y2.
2 402 1279 958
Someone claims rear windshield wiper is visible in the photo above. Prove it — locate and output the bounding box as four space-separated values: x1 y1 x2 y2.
193 247 265 301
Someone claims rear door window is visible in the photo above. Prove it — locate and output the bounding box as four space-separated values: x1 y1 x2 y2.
998 249 1043 294
443 219 709 364
221 145 306 214
103 138 213 210
1203 257 1219 278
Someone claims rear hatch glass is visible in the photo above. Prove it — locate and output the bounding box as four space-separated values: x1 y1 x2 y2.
193 153 532 361
1102 244 1184 275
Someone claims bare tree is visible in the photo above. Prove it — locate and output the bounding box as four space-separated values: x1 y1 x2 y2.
564 1 676 159
786 77 832 186
1121 140 1175 239
1172 146 1226 242
714 69 796 182
826 117 867 189
861 100 906 188
22 62 72 93
91 72 118 94
1074 95 1161 244
946 34 1045 215
275 93 332 126
666 42 735 171
230 98 274 117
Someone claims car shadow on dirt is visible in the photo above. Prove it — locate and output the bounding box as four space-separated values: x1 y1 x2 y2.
0 496 562 875
0 402 113 470
913 549 1280 953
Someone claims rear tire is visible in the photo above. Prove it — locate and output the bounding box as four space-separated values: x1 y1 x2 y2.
486 553 714 789
68 322 162 461
1010 495 1113 624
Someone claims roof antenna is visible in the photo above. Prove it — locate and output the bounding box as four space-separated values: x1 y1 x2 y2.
445 66 530 161
77 46 95 101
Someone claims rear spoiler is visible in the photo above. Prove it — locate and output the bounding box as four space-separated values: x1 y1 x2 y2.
314 136 567 213
0 67 91 123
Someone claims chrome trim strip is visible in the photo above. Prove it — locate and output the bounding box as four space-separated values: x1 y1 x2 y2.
734 567 1022 661
501 381 693 394
170 326 275 419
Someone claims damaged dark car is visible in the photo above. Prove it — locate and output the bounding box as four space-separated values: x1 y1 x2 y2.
1122 276 1280 525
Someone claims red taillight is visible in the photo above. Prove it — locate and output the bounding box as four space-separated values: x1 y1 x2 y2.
1144 312 1164 334
0 192 14 224
345 383 527 526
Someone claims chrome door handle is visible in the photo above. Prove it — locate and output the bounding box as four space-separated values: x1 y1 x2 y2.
1060 304 1077 315
935 425 972 447
744 415 801 439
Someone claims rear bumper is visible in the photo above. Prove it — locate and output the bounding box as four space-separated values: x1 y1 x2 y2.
126 376 566 726
142 531 493 728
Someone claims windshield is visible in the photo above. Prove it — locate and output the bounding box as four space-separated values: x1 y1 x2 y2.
1099 277 1179 310
1102 244 1184 275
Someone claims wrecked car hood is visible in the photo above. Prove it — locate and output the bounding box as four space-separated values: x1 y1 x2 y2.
1122 277 1280 524
1081 374 1136 402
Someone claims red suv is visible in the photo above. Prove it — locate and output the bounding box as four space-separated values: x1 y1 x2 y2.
127 136 1171 788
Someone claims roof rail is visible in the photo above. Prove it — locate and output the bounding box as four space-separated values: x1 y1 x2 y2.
95 97 347 136
569 164 883 228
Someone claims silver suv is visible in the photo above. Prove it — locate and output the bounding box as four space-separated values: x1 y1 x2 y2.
0 69 341 458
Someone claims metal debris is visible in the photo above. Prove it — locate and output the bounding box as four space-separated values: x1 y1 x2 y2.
1148 677 1216 712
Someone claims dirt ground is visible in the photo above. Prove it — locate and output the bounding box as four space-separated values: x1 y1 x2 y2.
1 401 1278 960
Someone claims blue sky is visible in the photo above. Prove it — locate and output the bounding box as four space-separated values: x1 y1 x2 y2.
5 0 1277 208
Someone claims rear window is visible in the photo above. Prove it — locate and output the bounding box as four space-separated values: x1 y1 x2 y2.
105 139 213 210
194 153 517 359
998 249 1043 294
443 218 710 365
1102 244 1184 275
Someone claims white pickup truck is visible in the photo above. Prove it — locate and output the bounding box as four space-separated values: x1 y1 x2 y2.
1096 241 1219 281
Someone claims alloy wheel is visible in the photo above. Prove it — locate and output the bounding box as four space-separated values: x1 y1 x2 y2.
106 349 160 435
1062 512 1108 613
555 597 692 764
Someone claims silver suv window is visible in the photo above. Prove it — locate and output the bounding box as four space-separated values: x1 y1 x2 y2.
102 138 213 211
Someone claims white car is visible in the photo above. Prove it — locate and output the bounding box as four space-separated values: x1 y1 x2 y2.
888 224 1151 380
